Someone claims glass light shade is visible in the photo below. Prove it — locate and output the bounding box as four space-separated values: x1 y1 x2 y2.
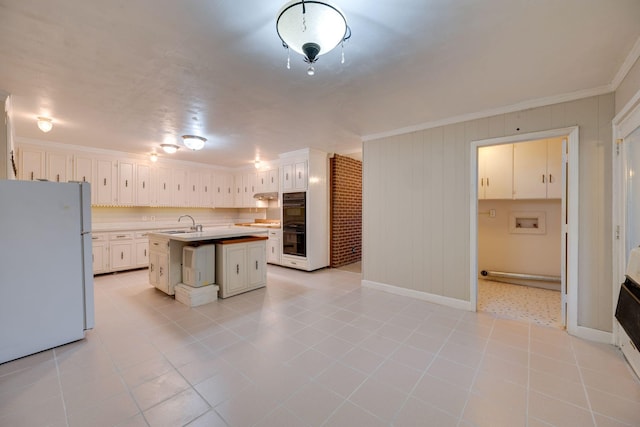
37 117 53 133
277 1 348 59
182 135 206 151
160 143 179 154
150 153 158 162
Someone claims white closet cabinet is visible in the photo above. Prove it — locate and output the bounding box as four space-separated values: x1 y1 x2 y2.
513 138 563 199
478 144 513 199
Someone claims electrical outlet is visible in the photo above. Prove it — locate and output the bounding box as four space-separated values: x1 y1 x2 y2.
150 215 156 221
489 209 496 218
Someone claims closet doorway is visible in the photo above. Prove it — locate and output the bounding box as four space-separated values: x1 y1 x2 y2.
470 127 579 333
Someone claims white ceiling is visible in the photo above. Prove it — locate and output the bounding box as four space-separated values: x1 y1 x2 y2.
2 0 640 168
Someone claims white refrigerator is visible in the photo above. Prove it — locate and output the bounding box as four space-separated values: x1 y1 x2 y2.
0 180 95 364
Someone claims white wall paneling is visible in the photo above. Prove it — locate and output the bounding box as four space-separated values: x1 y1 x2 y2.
364 93 614 335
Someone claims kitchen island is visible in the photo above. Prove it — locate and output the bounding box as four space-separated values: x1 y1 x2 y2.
148 226 268 299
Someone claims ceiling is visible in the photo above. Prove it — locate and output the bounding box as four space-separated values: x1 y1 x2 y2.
1 0 640 168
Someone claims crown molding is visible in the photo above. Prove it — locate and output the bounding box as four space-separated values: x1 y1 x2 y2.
611 35 640 91
363 85 612 142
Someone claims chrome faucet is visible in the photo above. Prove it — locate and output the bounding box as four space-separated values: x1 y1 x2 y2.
178 215 202 232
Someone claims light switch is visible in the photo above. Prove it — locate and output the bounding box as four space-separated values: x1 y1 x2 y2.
489 209 496 218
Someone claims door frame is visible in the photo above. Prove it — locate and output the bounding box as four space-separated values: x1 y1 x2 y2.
470 126 579 334
612 91 640 345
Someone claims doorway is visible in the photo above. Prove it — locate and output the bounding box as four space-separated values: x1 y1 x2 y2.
470 127 580 334
477 138 564 327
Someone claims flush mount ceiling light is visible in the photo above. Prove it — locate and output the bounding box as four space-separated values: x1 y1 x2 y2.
276 0 351 76
254 159 261 169
37 117 53 133
150 153 158 162
160 143 180 154
182 135 206 151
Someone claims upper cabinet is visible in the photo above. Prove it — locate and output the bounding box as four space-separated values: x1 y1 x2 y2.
117 160 135 206
136 163 152 206
513 138 563 199
478 144 513 200
282 160 307 191
96 159 117 205
19 147 45 181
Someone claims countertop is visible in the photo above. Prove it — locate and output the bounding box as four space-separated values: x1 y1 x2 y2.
148 226 268 242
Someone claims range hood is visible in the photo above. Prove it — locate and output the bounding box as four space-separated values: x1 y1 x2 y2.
253 192 278 201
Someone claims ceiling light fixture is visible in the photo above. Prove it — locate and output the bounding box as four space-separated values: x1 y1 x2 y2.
150 153 158 162
37 117 53 133
160 143 180 154
255 159 261 169
182 135 207 151
276 0 351 76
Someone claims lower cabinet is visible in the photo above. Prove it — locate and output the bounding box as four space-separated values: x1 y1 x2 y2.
91 233 109 274
109 232 134 271
134 231 150 268
149 250 169 295
148 235 185 295
267 229 281 265
216 238 267 298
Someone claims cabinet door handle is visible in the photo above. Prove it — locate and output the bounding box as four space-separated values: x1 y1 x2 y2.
56 174 60 182
83 175 86 182
486 178 489 186
116 235 126 238
549 174 553 183
142 181 146 189
205 186 208 192
480 178 483 187
255 260 258 270
178 184 181 191
150 263 154 272
163 183 166 190
542 174 545 183
30 171 34 180
103 178 107 186
236 264 240 274
193 185 196 191
120 252 124 260
271 247 274 253
228 188 231 194
159 267 163 276
144 249 147 257
298 171 301 179
271 176 274 183
125 179 128 187
217 187 220 193
285 172 289 180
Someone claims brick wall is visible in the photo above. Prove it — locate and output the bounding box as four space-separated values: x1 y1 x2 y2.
330 154 362 267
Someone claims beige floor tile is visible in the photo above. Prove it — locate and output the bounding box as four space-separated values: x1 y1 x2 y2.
186 409 229 427
586 387 640 426
67 392 140 427
0 394 67 427
411 373 470 418
426 356 477 389
528 390 595 427
387 343 435 372
324 401 387 427
284 382 344 426
214 384 280 427
462 392 527 427
254 406 310 427
472 371 527 414
529 369 590 409
287 348 334 378
194 368 251 407
131 370 190 410
143 388 210 427
371 359 423 393
580 366 640 402
393 396 458 427
339 345 386 375
347 377 408 422
530 352 582 383
314 361 368 398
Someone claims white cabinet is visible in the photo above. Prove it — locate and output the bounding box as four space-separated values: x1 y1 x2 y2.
242 172 257 207
117 160 135 206
19 147 45 181
156 166 173 206
200 171 213 207
136 163 152 206
46 152 71 183
282 161 307 191
257 169 279 193
149 235 185 295
96 159 116 205
91 233 109 274
173 169 188 207
215 238 267 298
214 172 234 207
188 170 201 207
134 231 150 268
109 232 134 271
267 229 281 265
478 144 513 199
74 155 96 204
513 138 563 199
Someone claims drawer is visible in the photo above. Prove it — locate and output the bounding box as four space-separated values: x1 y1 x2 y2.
135 231 150 239
280 256 308 270
91 232 108 242
268 229 282 238
149 237 170 253
109 232 133 241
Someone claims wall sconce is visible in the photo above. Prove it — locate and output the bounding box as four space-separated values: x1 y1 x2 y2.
160 143 180 154
37 117 53 133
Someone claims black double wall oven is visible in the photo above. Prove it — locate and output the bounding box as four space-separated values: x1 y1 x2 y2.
282 192 306 257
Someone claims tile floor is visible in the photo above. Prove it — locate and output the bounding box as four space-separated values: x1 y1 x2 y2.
478 279 562 328
1 266 640 427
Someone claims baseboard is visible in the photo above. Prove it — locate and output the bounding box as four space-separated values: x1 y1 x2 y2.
361 280 474 311
569 325 613 344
